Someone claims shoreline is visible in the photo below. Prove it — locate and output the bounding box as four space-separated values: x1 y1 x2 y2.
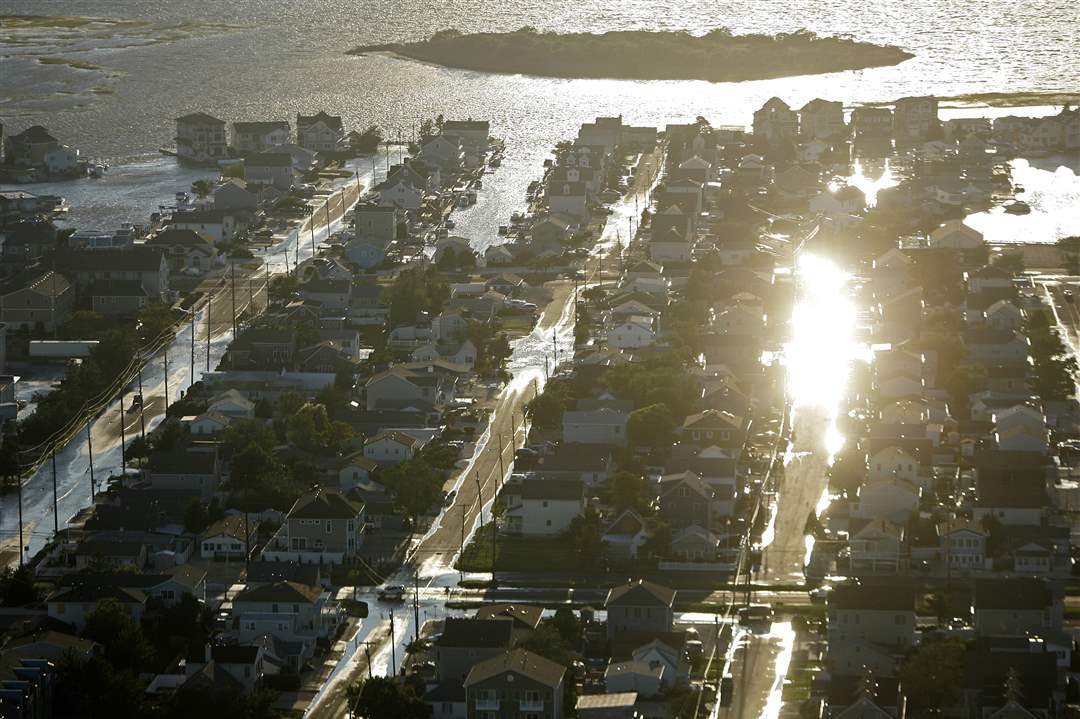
347 27 914 83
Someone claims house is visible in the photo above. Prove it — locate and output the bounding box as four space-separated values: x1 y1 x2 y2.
364 367 454 410
562 407 628 446
503 477 584 536
974 472 1048 527
0 271 75 332
929 220 984 250
209 388 256 418
186 410 231 437
231 120 290 153
4 125 60 167
602 510 649 560
800 99 846 139
46 584 147 632
243 152 294 190
810 186 867 215
376 177 424 210
985 299 1023 331
89 280 151 317
532 215 574 251
146 228 217 272
893 96 939 140
679 409 743 449
773 164 821 198
435 618 514 682
424 681 467 719
606 320 656 349
752 97 799 145
144 449 220 500
939 521 989 571
605 580 675 639
605 660 665 698
463 649 565 719
994 404 1048 453
827 584 915 676
659 471 723 531
296 112 343 152
547 181 589 219
334 452 379 493
670 524 721 562
421 135 466 172
410 340 477 370
848 518 907 574
301 277 351 310
184 644 267 692
630 639 688 686
867 446 921 485
176 113 227 164
363 430 423 464
851 107 894 138
575 693 639 719
649 226 692 263
230 581 341 661
443 119 490 155
170 208 242 244
474 604 543 643
199 515 250 561
44 145 80 174
854 477 919 524
353 202 400 241
963 328 1029 364
973 578 1062 635
261 487 365 564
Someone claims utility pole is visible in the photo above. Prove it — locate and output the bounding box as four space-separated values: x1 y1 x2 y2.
190 308 195 384
162 348 170 413
497 432 505 483
244 511 251 573
364 643 374 680
310 209 317 260
389 608 397 676
206 293 212 371
137 370 146 441
119 394 127 472
552 328 557 371
475 473 483 527
413 575 420 642
50 449 58 535
459 504 466 583
13 424 23 566
86 420 95 501
230 263 238 339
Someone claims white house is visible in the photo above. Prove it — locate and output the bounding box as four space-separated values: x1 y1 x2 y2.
649 227 692 263
188 411 232 436
929 220 984 250
562 407 628 446
363 430 423 464
604 660 665 699
209 389 256 418
855 477 920 524
296 112 343 153
547 181 589 219
377 178 424 210
606 320 656 349
938 522 989 571
867 446 921 484
199 515 248 560
45 145 80 174
503 478 584 536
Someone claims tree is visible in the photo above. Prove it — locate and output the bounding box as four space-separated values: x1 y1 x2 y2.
184 498 210 534
0 565 39 606
626 403 675 448
519 623 572 666
349 676 430 719
565 507 605 569
383 267 448 325
191 179 214 199
287 403 353 452
381 459 443 521
610 470 648 512
898 637 967 717
551 607 581 644
82 598 154 672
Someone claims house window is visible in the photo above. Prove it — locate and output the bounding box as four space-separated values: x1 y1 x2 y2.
326 520 333 533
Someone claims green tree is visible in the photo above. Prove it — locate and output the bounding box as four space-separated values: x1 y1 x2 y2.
519 623 572 666
0 565 39 606
898 637 967 717
381 459 443 521
184 498 210 534
82 598 154 672
610 470 649 512
349 676 430 719
626 402 675 448
191 179 214 199
565 507 605 569
551 607 581 644
383 267 449 326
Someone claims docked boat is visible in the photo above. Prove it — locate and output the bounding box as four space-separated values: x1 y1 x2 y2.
445 219 455 230
1004 200 1031 215
498 225 509 236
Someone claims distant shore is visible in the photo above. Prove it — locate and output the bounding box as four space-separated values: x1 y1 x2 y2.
347 27 913 83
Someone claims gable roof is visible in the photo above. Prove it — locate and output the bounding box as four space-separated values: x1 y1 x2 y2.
974 578 1053 611
474 604 544 630
464 648 565 688
234 580 322 604
287 488 363 520
829 583 914 612
436 617 513 649
605 579 676 608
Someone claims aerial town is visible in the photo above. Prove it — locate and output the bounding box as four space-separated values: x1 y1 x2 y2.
2 88 1080 719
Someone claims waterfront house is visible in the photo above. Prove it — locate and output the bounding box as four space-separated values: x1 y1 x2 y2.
851 107 893 138
893 96 939 141
605 580 675 639
376 177 424 210
602 510 649 560
649 226 692 263
145 448 220 500
170 208 243 244
463 649 565 718
44 145 79 174
752 97 799 146
854 476 920 524
4 125 60 167
503 476 585 536
46 584 147 632
605 661 665 698
0 270 74 332
243 152 295 190
421 134 466 173
938 521 989 571
799 98 846 140
436 618 514 682
230 581 341 664
531 214 574 250
261 487 365 564
146 228 218 272
296 112 343 152
928 219 984 250
175 112 227 164
363 366 454 411
606 319 657 349
353 204 400 243
231 120 290 154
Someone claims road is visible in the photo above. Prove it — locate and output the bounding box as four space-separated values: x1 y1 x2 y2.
0 172 369 567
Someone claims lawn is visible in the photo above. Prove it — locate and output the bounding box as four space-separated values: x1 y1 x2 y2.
456 523 583 573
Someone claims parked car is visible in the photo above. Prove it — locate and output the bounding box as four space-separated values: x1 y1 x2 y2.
378 585 405 602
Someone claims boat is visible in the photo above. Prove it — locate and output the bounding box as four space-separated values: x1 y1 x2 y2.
510 212 523 223
1004 200 1031 215
498 225 509 236
445 219 455 230
489 156 501 168
88 163 107 178
456 195 469 208
467 190 477 205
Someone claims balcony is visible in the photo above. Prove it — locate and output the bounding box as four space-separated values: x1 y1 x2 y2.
475 698 500 711
520 698 545 711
